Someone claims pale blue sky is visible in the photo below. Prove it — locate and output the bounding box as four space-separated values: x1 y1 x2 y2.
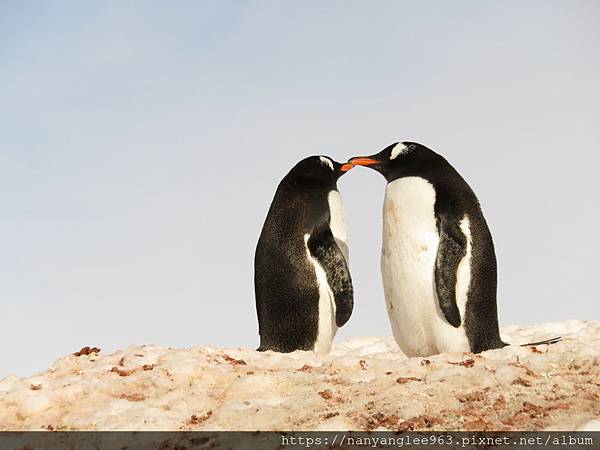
1 1 599 376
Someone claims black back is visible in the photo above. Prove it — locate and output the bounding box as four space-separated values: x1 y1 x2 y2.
254 156 348 352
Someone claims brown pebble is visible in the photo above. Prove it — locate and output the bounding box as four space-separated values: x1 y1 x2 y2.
222 354 247 366
512 377 532 387
119 393 146 402
110 367 133 377
73 347 101 357
396 376 422 384
318 390 333 400
188 411 213 425
448 358 475 368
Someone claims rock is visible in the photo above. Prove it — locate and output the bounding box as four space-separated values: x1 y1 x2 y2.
0 321 598 431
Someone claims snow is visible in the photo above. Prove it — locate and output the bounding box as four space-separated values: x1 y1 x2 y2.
0 321 598 431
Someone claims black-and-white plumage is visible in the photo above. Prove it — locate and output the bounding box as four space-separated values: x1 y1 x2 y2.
351 142 560 355
351 142 505 355
255 156 354 353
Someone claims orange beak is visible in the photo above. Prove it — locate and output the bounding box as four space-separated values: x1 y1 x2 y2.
348 157 379 166
340 163 354 172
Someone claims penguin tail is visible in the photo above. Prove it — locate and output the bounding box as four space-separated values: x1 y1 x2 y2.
519 336 562 347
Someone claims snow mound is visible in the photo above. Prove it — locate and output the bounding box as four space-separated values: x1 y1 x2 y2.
0 321 599 431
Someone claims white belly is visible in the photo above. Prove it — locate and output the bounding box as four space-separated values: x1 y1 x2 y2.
304 190 349 354
382 177 470 356
328 190 349 262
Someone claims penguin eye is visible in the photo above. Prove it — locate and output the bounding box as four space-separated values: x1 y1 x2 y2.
319 156 334 171
389 143 409 160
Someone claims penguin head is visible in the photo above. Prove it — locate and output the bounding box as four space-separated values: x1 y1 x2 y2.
349 142 436 181
285 155 354 186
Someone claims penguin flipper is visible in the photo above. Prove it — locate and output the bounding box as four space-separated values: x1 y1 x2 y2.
307 229 354 327
434 215 467 328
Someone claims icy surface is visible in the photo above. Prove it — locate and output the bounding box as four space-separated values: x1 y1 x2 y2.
0 321 598 431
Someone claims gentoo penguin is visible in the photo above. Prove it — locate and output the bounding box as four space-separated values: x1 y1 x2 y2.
350 142 560 356
255 156 354 353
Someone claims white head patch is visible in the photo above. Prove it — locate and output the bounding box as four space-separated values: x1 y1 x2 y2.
319 156 334 171
390 142 409 160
